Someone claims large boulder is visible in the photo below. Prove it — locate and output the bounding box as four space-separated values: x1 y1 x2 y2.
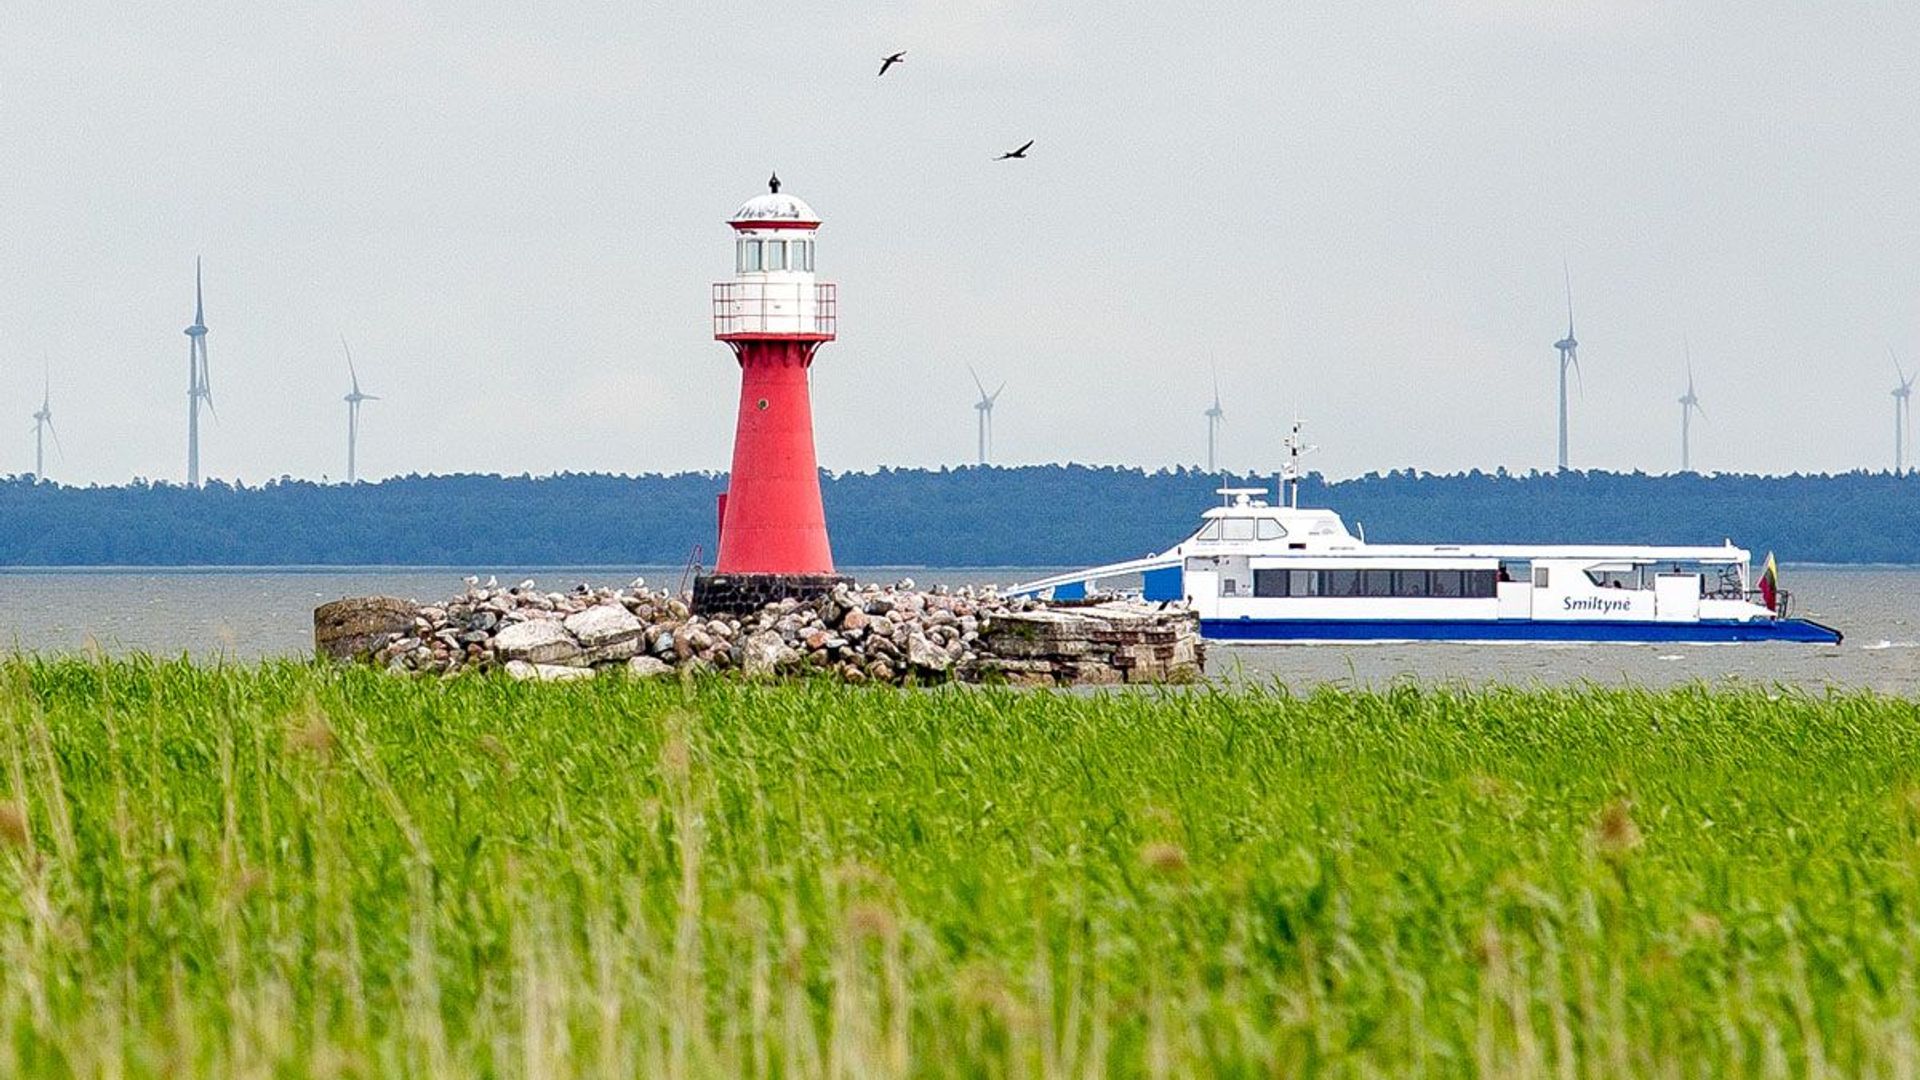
494 619 583 665
564 604 645 662
315 596 417 662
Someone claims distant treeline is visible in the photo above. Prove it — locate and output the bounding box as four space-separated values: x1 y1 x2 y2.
1 467 1916 566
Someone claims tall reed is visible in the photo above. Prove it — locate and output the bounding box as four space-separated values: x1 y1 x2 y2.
2 659 1917 1076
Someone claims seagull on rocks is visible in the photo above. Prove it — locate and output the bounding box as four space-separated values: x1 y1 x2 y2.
878 51 905 76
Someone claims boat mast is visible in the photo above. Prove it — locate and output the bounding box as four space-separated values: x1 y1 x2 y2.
1280 418 1313 509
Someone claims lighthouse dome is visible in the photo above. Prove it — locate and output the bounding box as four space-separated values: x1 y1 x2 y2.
731 174 819 226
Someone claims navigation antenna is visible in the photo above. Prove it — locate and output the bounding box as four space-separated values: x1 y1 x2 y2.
1279 417 1316 509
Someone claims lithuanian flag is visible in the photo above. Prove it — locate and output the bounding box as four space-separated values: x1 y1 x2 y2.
1758 552 1779 611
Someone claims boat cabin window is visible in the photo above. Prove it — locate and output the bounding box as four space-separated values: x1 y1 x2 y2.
1254 567 1496 598
1194 522 1222 542
1221 518 1256 542
1533 567 1550 589
1257 518 1286 541
1585 568 1637 590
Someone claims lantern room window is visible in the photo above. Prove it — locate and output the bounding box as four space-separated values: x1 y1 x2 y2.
764 240 786 271
740 240 762 272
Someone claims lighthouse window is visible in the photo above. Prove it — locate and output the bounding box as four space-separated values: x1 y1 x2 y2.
796 240 813 271
764 240 787 271
742 240 763 272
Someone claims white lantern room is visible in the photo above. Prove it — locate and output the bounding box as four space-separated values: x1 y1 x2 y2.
713 174 837 341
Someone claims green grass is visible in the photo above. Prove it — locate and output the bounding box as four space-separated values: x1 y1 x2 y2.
4 659 1920 1077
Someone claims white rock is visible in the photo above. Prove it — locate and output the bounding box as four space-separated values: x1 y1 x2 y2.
626 656 674 678
564 604 644 648
494 619 582 664
907 632 953 672
504 659 538 680
742 630 786 678
532 663 595 682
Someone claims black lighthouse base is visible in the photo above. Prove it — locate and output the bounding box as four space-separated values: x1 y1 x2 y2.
692 573 853 616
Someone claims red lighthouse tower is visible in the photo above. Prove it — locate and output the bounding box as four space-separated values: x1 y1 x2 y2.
694 175 848 613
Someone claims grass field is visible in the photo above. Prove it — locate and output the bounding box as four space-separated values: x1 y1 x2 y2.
3 659 1919 1077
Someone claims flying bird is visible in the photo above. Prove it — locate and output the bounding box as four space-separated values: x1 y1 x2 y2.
878 51 905 76
995 139 1034 160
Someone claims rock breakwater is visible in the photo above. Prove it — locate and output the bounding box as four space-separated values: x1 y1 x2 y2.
315 579 1203 686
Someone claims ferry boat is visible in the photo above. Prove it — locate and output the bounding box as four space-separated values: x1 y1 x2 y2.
1011 425 1842 645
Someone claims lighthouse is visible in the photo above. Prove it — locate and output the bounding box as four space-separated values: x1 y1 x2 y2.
693 175 848 613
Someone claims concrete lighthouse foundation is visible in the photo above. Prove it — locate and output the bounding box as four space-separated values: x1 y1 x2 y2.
693 175 849 616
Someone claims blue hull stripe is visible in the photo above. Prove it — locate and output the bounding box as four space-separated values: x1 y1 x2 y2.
1201 617 1844 645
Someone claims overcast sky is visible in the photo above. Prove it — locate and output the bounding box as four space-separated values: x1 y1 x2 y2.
3 2 1917 485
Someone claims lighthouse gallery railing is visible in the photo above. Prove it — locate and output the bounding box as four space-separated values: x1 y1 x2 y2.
712 281 837 339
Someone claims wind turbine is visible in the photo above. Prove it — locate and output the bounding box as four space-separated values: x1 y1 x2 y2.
1552 261 1581 471
342 338 379 484
1204 365 1225 472
1892 347 1915 475
31 366 61 482
969 365 1004 465
184 258 214 487
1678 340 1703 473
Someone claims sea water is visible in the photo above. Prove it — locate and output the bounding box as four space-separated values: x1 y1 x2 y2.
0 565 1912 692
